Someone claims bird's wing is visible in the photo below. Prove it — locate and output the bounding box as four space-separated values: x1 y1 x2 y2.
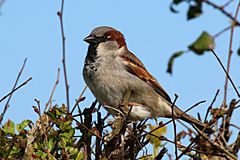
119 50 172 103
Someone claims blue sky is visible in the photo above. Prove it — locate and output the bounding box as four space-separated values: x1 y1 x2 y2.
0 0 240 158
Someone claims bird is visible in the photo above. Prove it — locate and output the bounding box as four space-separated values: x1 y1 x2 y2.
82 26 213 133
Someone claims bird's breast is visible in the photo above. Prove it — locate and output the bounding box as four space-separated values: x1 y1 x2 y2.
83 55 128 106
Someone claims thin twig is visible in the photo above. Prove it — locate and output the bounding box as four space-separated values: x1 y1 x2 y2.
155 147 168 160
72 117 104 140
204 89 220 123
230 123 240 130
34 99 41 117
203 0 240 26
171 94 179 160
213 25 232 38
57 0 70 112
176 119 196 135
70 85 87 114
223 0 240 107
210 49 240 98
45 68 60 112
0 77 32 103
221 0 234 9
34 99 52 158
177 141 195 159
0 58 27 125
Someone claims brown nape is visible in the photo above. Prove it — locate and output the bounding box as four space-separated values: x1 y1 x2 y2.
106 30 126 47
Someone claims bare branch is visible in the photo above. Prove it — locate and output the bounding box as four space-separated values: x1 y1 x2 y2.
45 68 60 112
57 0 70 112
204 89 220 123
0 58 28 125
70 85 87 114
203 0 240 26
210 49 240 98
0 77 32 103
223 0 240 107
213 25 232 38
171 94 179 159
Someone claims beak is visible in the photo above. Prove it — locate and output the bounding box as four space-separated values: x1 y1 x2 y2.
83 35 96 44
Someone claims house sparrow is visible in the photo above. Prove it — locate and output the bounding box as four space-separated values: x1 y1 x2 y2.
83 26 213 133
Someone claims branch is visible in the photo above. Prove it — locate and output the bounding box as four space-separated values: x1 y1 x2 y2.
210 49 240 98
70 85 87 114
203 0 240 26
155 147 168 160
204 89 220 123
0 58 28 125
45 68 60 112
0 77 32 103
223 0 240 107
57 0 70 112
213 25 232 38
171 94 179 160
223 99 237 142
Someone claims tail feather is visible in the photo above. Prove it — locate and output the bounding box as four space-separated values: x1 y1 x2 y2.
174 106 214 134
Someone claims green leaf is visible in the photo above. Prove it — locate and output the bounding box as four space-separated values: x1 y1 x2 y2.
187 5 202 20
59 138 67 148
76 151 85 160
188 31 215 55
59 120 72 131
35 150 48 159
2 119 15 134
59 129 74 140
146 125 167 147
16 119 31 132
48 138 55 151
146 125 167 157
167 51 185 74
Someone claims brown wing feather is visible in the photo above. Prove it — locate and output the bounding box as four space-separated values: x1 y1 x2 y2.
119 50 172 103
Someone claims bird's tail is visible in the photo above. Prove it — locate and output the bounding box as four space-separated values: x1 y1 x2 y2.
174 106 214 134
